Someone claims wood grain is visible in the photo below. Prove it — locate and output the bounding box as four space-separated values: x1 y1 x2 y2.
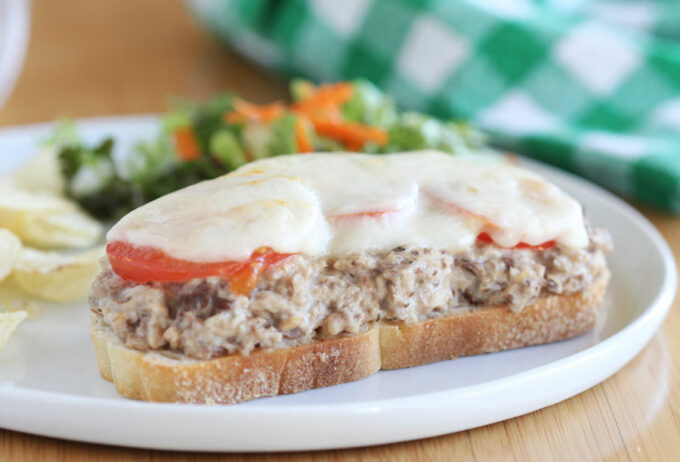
1 1 679 461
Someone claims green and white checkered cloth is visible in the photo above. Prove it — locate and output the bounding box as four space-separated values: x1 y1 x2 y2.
189 0 680 212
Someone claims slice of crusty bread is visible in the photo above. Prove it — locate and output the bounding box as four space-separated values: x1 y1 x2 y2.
90 315 381 404
90 270 609 404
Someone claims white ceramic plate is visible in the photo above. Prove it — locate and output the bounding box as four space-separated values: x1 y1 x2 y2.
0 116 675 452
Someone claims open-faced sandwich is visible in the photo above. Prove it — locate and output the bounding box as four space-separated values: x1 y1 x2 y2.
89 151 611 404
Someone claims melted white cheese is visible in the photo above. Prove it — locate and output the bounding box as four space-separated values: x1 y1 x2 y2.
107 151 589 262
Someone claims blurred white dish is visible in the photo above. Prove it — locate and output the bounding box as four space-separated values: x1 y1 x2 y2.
0 0 30 110
0 116 675 451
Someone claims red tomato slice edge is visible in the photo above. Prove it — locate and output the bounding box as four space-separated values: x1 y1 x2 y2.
476 232 555 250
331 208 400 221
106 241 294 296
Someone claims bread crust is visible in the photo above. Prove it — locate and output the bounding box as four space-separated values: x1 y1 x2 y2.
90 314 381 404
380 270 609 369
90 270 609 404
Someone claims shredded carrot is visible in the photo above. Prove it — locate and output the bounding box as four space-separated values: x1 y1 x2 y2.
224 99 286 124
311 119 388 150
291 82 354 114
296 105 345 123
295 117 314 153
291 83 388 149
172 127 201 161
344 140 364 152
222 81 390 152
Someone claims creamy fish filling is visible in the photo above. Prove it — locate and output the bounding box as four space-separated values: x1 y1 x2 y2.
90 229 611 360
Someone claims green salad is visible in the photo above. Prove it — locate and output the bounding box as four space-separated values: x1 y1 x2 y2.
56 79 484 220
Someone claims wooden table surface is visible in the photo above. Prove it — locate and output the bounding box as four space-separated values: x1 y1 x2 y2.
1 1 679 461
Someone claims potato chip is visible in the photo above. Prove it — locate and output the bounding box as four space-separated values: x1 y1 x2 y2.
21 211 103 249
12 246 104 302
0 184 102 249
0 183 71 212
0 229 22 282
1 298 41 318
10 147 64 194
0 310 27 351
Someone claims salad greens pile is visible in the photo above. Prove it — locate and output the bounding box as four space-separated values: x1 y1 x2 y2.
56 79 484 220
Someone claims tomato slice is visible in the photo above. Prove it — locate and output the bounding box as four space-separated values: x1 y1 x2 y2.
476 232 555 250
106 241 294 296
425 192 500 231
331 208 400 221
426 193 555 250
